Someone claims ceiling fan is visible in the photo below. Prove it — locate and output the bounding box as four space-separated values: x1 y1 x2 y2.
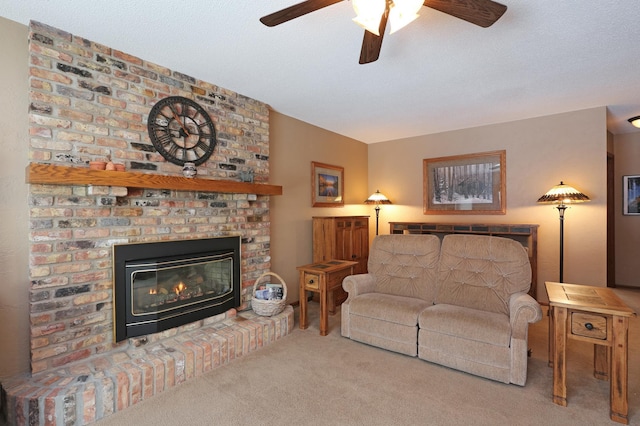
260 0 507 64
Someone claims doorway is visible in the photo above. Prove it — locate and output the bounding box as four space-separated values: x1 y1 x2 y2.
607 152 615 287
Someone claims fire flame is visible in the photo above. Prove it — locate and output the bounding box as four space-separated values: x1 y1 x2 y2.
149 288 157 295
174 282 187 295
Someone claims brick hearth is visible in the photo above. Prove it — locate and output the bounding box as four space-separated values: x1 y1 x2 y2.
2 306 293 425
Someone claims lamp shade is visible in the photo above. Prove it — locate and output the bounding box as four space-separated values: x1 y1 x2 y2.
537 181 590 205
365 190 392 204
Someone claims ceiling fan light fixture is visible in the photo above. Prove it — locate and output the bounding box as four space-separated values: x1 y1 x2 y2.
261 0 508 65
628 116 640 128
352 0 386 35
389 0 423 34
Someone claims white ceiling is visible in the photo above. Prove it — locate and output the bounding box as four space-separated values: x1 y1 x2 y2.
2 0 640 143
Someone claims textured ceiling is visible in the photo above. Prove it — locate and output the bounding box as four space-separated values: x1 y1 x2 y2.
2 0 640 143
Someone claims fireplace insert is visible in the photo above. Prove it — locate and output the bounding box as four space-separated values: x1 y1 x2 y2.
112 237 241 342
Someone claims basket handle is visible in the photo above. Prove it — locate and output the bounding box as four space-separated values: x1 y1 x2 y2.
252 272 287 300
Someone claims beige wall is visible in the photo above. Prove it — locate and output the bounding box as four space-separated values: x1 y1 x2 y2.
270 111 369 304
0 17 30 379
614 132 640 287
368 108 609 303
0 17 623 377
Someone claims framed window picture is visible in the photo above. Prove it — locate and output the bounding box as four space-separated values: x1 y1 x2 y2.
311 161 344 207
623 175 640 215
423 150 506 215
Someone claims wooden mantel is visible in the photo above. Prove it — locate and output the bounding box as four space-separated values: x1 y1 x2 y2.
26 163 283 196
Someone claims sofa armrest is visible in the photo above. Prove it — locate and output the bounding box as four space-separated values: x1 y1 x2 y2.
342 274 376 302
341 274 375 338
508 292 542 385
509 292 543 340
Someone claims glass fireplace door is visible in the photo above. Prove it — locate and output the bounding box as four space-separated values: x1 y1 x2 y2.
129 254 233 317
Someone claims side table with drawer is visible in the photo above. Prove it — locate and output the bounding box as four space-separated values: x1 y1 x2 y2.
297 260 357 336
545 282 636 424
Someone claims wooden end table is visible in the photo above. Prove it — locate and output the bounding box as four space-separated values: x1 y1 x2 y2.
297 260 357 336
545 282 636 424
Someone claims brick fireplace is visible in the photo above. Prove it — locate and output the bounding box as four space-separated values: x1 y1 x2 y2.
0 21 293 425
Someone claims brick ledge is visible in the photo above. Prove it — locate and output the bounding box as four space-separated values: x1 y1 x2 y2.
1 306 294 425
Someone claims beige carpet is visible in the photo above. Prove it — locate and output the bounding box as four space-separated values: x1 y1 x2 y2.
96 288 640 426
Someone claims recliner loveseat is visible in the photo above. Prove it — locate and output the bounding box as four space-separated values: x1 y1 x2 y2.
341 233 542 385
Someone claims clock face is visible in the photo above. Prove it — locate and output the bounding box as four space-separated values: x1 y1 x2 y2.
147 96 217 166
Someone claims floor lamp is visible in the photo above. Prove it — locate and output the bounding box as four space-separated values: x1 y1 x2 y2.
537 181 590 283
365 190 392 235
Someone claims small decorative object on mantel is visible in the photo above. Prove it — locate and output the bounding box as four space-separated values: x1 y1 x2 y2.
251 272 287 317
182 162 197 178
89 161 106 170
104 161 125 172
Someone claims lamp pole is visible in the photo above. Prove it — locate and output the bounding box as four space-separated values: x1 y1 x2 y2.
374 204 381 235
556 204 567 283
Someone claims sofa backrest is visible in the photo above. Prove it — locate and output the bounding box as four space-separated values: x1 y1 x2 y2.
368 234 441 302
435 234 531 315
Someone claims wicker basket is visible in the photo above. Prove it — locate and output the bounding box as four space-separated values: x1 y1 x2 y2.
251 272 287 316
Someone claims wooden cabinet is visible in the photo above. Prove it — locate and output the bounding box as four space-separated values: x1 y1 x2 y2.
313 216 369 273
312 216 369 309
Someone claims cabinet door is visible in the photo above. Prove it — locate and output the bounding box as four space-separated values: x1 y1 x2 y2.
351 218 369 274
334 219 352 261
312 218 336 262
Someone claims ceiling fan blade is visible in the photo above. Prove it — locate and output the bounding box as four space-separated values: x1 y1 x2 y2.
359 7 389 64
423 0 507 28
260 0 344 27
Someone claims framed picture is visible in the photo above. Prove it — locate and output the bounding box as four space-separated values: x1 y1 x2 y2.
623 175 640 215
311 161 344 207
423 150 506 215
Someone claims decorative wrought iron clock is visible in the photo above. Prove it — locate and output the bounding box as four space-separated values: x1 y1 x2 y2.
147 96 217 166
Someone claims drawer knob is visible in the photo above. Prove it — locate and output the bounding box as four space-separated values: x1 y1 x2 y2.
309 279 314 284
585 323 594 330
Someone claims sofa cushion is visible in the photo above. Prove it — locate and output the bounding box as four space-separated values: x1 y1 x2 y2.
418 329 511 384
435 234 531 315
418 304 512 383
368 234 440 303
350 316 420 356
349 293 433 356
349 293 433 326
418 303 511 347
